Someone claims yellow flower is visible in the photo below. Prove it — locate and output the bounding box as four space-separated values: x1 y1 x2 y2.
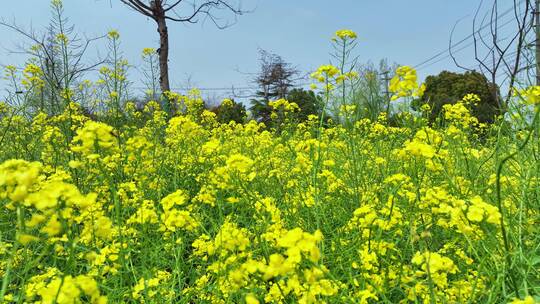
132 271 173 301
519 86 540 105
0 159 42 203
26 271 107 304
334 29 358 40
142 47 156 56
221 98 234 107
268 99 300 112
226 154 254 174
17 234 39 245
466 204 484 222
108 30 120 40
22 63 45 90
356 289 379 304
71 121 118 158
401 139 436 159
311 64 341 86
312 65 339 78
245 293 260 304
510 296 536 304
51 0 63 8
56 33 68 44
3 65 17 79
389 66 424 100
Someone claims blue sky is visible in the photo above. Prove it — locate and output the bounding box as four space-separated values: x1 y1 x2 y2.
0 0 520 101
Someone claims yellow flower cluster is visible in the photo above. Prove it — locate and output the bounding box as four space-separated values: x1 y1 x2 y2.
518 86 540 105
189 221 337 303
22 63 45 90
268 98 300 112
311 64 359 91
107 30 120 40
71 121 118 160
221 98 234 107
159 190 198 233
334 29 358 40
142 47 155 56
389 66 426 100
311 64 340 82
56 33 69 44
0 159 41 203
268 98 300 121
51 0 63 8
1 69 539 303
26 268 107 304
0 159 114 251
25 268 107 304
132 270 174 302
511 296 537 304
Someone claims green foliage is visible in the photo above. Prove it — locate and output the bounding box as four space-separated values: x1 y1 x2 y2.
417 70 502 123
286 88 323 121
250 88 323 127
212 99 247 124
249 98 272 124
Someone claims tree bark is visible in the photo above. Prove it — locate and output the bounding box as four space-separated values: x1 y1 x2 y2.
157 17 170 93
156 14 172 114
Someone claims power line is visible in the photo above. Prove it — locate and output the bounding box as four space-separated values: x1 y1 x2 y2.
131 82 313 92
416 40 477 72
466 46 533 72
416 31 515 72
414 1 525 70
414 3 519 69
131 85 255 91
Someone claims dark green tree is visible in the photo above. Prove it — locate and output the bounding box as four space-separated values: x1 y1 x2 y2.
212 99 247 124
416 70 502 124
249 98 273 124
287 88 323 121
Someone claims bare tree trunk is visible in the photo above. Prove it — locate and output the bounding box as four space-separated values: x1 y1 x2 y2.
156 14 172 114
121 0 248 116
157 17 170 93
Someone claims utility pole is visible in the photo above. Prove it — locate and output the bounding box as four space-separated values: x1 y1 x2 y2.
536 0 540 85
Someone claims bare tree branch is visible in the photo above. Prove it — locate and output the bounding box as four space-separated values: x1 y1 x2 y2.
451 0 534 109
119 0 251 115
